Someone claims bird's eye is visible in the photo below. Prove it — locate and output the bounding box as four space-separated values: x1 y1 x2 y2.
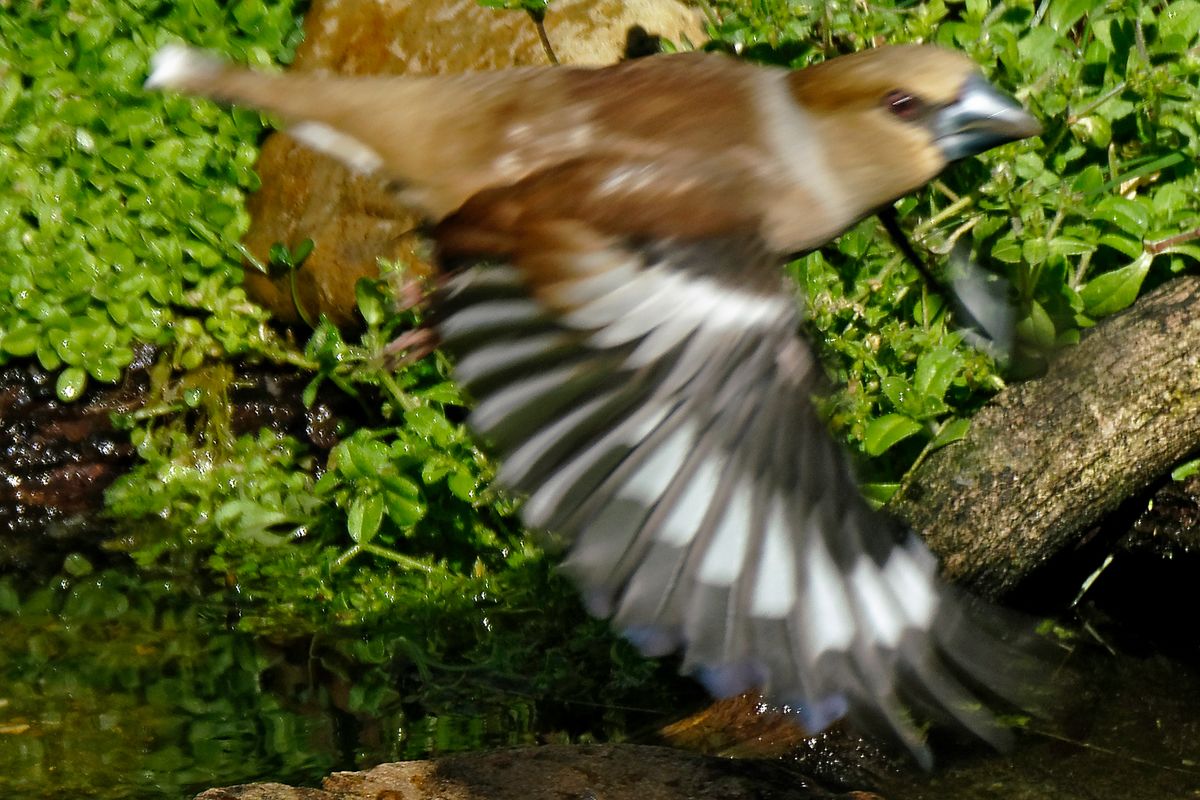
884 90 926 121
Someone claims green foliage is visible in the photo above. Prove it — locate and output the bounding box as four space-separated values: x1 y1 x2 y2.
0 0 305 400
262 237 317 326
5 2 1200 794
1171 456 1200 481
103 273 687 726
105 278 507 629
714 0 1199 468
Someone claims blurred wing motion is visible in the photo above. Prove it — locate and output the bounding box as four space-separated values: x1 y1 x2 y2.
948 241 1017 358
433 168 1034 767
145 43 1046 765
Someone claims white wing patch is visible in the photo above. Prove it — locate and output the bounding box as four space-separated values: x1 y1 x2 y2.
850 558 906 649
436 235 1027 764
882 542 939 629
615 422 696 506
290 121 384 174
438 298 545 340
696 476 755 586
749 495 797 618
802 529 856 655
521 400 674 529
657 453 726 547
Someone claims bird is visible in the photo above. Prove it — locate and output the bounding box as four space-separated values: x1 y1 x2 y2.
146 42 1044 765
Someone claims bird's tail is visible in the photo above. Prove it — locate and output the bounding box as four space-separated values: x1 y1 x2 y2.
148 45 389 174
147 45 313 119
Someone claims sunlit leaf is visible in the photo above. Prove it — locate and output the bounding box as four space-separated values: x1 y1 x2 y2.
930 417 971 450
1080 252 1153 317
1171 457 1200 481
1094 196 1151 238
864 414 924 456
914 346 964 404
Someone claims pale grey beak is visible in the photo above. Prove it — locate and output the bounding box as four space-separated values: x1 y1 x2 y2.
935 73 1042 161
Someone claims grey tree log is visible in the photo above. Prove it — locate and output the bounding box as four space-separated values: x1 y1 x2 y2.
889 274 1200 597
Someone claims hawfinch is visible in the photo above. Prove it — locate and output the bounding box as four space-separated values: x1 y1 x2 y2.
147 43 1042 764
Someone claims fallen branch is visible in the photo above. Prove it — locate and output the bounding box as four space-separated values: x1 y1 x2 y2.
890 275 1200 597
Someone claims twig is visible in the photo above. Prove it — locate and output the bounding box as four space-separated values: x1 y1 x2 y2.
1134 17 1149 63
1031 728 1200 777
913 194 974 237
1146 226 1200 255
529 9 558 64
1068 81 1128 124
1031 0 1052 26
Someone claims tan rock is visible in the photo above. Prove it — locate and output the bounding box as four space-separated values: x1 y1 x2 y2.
241 0 707 326
547 0 708 65
195 744 851 799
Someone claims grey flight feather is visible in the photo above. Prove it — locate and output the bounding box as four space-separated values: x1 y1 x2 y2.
434 231 1033 767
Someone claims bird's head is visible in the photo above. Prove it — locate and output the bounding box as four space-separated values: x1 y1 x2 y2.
787 45 1041 213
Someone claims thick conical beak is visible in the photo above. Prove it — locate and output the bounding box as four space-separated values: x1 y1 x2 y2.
935 73 1041 161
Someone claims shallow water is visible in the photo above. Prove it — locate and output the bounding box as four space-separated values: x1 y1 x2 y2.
876 645 1200 799
0 577 548 798
2 571 1199 799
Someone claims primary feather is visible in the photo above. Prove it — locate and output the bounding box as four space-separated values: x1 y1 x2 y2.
147 42 1043 766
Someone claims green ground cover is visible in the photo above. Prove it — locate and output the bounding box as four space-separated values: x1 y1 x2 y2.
1 0 1198 796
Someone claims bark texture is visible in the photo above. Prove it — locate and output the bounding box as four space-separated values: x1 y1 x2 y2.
890 275 1200 597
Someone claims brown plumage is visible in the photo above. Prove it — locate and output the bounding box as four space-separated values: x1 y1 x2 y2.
147 43 1043 765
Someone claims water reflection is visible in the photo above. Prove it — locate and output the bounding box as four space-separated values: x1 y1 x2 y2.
3 566 1199 799
0 571 647 798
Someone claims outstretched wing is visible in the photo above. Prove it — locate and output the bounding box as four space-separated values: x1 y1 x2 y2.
432 158 1032 766
141 42 1047 764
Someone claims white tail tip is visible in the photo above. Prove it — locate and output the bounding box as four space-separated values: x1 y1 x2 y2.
145 44 223 90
